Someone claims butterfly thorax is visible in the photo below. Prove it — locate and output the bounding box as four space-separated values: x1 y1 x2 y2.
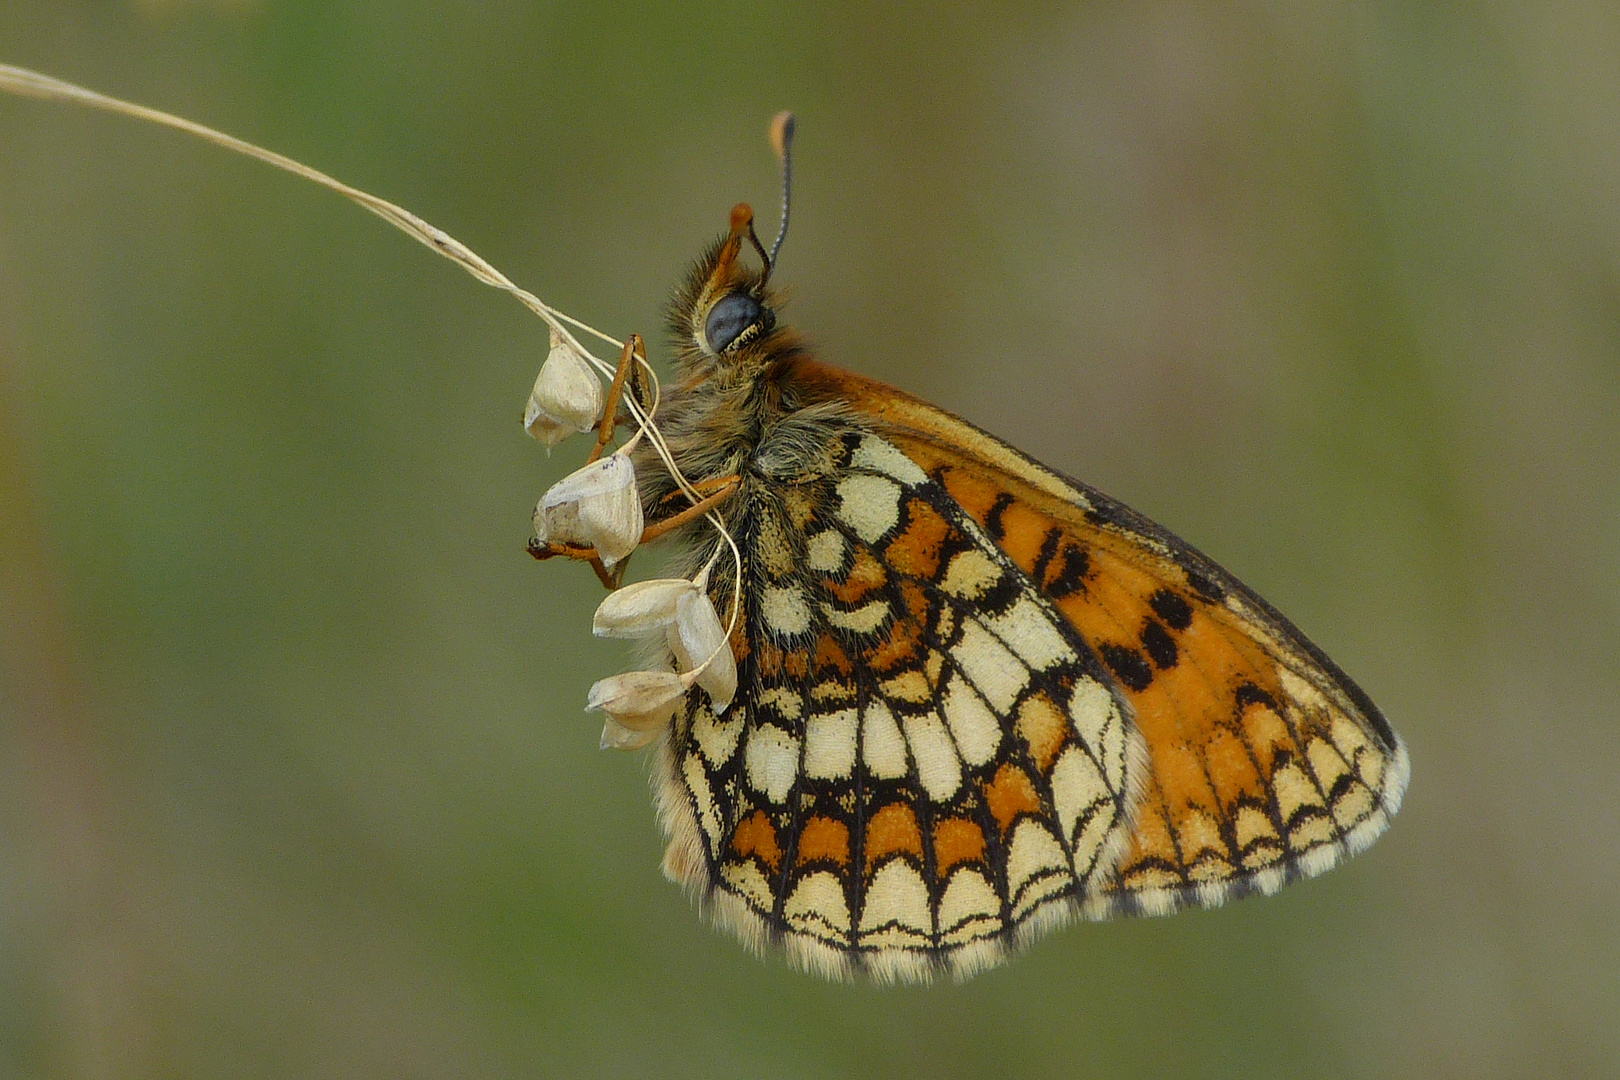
634 237 865 553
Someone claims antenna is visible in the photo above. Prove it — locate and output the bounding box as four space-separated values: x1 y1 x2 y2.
768 111 796 267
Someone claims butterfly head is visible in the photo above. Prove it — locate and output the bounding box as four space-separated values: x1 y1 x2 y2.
670 114 799 376
669 202 783 372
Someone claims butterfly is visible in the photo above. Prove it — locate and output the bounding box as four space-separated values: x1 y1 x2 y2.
528 116 1410 984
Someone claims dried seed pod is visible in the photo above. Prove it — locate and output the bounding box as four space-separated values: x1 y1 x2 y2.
524 330 604 449
585 669 690 731
592 578 695 638
671 589 737 714
599 717 660 751
535 451 644 567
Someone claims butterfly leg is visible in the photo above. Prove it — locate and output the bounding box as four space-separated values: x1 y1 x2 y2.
640 475 741 544
586 334 646 465
530 542 628 589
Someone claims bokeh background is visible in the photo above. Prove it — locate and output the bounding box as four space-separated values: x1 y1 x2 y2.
1 3 1616 1078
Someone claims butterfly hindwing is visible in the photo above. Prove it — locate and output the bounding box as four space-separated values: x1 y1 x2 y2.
655 428 1146 982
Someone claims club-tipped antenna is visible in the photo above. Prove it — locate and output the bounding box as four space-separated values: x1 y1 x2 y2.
768 111 796 267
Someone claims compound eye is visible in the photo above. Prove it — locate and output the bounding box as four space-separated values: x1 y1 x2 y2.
703 292 764 353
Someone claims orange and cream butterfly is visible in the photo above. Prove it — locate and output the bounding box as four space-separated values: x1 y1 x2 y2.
529 114 1410 983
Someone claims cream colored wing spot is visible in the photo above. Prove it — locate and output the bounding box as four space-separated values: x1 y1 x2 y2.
1330 777 1376 829
1047 746 1112 854
1270 761 1321 827
900 708 964 801
880 669 932 705
1235 805 1283 864
760 583 813 637
1177 809 1224 863
984 594 1073 671
804 708 859 780
805 529 847 572
1288 808 1339 850
835 473 904 543
810 678 855 705
745 723 801 805
692 701 744 767
850 433 931 485
1014 694 1068 768
785 871 852 937
858 859 932 938
940 549 1003 600
1306 735 1352 796
940 671 1001 767
1329 713 1383 787
1005 820 1074 918
1066 678 1125 786
722 859 775 912
1071 797 1125 879
682 752 722 846
754 503 798 580
759 685 803 722
950 618 1029 713
861 698 911 779
937 868 1003 943
820 598 891 635
1277 666 1332 712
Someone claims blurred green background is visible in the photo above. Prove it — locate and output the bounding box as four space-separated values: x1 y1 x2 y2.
1 2 1616 1077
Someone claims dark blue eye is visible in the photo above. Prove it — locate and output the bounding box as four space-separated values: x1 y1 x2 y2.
704 292 763 352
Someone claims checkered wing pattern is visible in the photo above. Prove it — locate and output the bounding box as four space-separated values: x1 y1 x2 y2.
655 430 1146 982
